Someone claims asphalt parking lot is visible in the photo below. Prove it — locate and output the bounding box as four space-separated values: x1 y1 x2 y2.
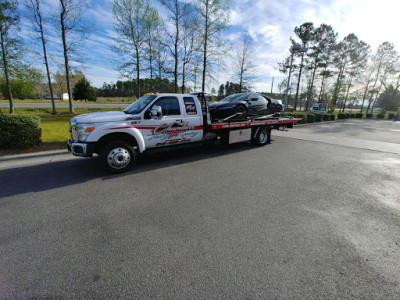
1 119 400 298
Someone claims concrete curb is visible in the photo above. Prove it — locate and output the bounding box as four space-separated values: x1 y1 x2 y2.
0 149 69 162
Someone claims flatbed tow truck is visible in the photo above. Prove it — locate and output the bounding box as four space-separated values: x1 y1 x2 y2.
68 92 300 173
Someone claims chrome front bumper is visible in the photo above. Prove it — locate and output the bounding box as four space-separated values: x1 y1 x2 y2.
67 139 93 157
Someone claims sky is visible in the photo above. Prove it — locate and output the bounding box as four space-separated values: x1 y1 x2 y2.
21 0 400 93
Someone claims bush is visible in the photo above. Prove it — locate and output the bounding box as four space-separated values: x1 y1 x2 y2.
330 114 335 121
0 113 41 148
338 113 346 119
314 114 322 122
0 79 35 100
366 113 373 119
345 113 350 119
388 113 396 119
377 113 385 119
307 114 316 123
356 113 363 118
350 113 356 118
322 114 330 121
296 114 306 124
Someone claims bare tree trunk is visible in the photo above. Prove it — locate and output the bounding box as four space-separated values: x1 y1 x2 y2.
60 0 74 114
181 63 185 93
35 0 56 114
342 77 353 112
306 58 318 111
366 62 382 113
360 73 373 113
136 49 140 97
332 64 345 107
294 53 304 111
201 0 209 92
318 75 325 102
0 29 13 113
371 80 383 113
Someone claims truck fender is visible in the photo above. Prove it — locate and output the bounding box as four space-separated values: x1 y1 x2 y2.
87 126 146 153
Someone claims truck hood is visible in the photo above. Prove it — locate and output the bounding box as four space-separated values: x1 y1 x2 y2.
74 111 133 124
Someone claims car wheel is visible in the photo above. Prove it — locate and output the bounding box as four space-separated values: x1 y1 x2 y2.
236 105 247 120
100 140 136 174
276 105 283 112
254 127 270 146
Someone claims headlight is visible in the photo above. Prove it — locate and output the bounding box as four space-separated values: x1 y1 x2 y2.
76 124 95 142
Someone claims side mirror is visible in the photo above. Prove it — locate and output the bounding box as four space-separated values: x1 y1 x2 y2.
144 110 152 119
151 105 162 120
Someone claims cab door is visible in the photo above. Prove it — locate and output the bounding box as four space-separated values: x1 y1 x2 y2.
140 95 202 148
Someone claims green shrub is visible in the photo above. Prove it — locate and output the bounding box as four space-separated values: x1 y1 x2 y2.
296 114 306 124
345 113 350 119
350 113 356 118
314 114 322 122
307 114 316 123
0 113 41 148
377 113 385 119
388 113 396 119
338 113 346 119
366 113 373 119
356 113 363 118
322 114 330 121
330 114 335 121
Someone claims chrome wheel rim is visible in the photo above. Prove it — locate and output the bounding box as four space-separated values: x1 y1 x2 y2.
107 147 131 169
259 131 267 144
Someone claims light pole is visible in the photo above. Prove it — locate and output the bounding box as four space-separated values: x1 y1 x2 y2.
283 44 308 112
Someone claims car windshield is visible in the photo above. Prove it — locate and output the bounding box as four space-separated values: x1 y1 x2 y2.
124 94 157 114
220 93 249 103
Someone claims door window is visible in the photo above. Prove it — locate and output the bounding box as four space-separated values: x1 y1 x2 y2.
152 97 181 116
183 97 198 115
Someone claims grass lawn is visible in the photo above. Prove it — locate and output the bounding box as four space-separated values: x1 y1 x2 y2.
0 97 135 104
41 117 71 143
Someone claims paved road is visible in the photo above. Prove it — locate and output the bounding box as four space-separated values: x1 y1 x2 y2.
0 102 128 108
1 120 400 298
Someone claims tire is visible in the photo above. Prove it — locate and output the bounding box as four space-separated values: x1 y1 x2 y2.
236 105 247 120
254 127 270 146
100 140 137 174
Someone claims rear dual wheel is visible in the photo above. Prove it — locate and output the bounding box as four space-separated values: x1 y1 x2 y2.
254 127 270 146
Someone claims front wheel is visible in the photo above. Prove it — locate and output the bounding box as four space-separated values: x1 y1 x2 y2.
100 140 137 174
236 105 247 120
253 127 270 146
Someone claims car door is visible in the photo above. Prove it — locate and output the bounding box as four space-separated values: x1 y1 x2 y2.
246 93 265 115
140 95 201 148
182 96 203 143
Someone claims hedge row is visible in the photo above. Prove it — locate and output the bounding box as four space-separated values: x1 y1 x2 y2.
284 112 399 123
283 113 336 124
0 113 41 148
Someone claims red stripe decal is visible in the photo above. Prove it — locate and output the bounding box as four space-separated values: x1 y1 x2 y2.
210 119 301 130
107 125 203 130
107 126 137 130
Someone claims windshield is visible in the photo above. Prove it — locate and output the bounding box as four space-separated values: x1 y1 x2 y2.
124 95 157 114
220 93 249 103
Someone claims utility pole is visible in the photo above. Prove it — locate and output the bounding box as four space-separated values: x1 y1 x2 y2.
270 76 274 94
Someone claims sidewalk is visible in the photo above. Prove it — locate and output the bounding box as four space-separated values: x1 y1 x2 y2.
0 149 73 170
